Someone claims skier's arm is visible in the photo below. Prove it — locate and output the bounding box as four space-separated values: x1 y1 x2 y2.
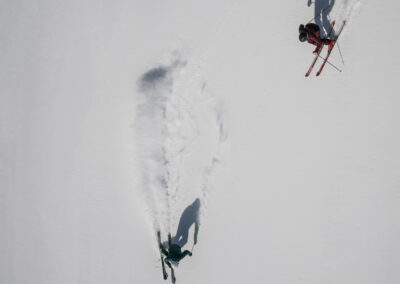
164 257 172 268
181 250 192 258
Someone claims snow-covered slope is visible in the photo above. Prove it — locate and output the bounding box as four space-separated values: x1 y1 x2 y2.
1 0 399 284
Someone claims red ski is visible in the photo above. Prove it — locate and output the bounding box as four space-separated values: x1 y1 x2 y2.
316 20 346 76
305 21 335 77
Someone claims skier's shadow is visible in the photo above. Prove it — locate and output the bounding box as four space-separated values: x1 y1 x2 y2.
168 198 200 248
308 0 335 37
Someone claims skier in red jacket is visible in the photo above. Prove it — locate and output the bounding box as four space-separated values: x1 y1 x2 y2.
299 23 335 55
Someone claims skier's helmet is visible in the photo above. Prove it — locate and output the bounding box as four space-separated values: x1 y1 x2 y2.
299 31 308 42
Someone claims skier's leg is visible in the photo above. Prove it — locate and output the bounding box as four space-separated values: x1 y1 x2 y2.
321 38 332 45
161 248 169 257
164 257 172 268
168 233 172 247
321 38 335 50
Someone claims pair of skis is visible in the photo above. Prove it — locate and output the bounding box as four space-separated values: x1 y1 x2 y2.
305 20 346 77
157 231 175 283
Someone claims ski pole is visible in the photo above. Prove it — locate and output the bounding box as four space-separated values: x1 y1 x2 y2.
336 42 345 65
318 55 342 72
328 15 345 66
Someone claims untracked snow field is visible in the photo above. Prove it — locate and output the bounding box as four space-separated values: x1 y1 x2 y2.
1 0 400 284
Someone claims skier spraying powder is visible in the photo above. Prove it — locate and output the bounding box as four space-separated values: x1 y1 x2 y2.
299 23 335 55
303 20 346 77
157 231 193 283
161 241 192 268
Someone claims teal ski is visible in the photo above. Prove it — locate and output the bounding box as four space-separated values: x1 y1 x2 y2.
157 231 168 280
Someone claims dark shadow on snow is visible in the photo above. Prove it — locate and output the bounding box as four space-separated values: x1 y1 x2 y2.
171 198 200 248
138 66 169 92
308 0 335 37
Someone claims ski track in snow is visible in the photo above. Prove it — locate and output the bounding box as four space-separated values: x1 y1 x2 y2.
134 52 226 250
334 0 364 26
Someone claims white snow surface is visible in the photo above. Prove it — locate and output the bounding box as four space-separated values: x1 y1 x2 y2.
1 0 400 284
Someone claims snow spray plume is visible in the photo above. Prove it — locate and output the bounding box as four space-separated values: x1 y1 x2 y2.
333 0 364 26
134 54 226 247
